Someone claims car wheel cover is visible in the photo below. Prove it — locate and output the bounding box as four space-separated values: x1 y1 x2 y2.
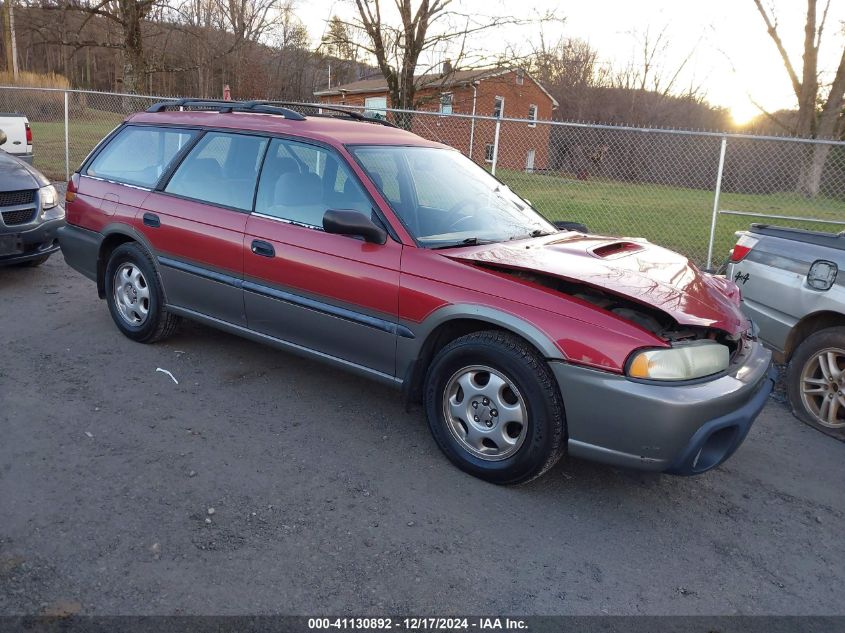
442 364 528 461
800 347 845 429
113 262 150 327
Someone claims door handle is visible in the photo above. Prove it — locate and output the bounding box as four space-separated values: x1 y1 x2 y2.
251 240 275 258
143 213 160 228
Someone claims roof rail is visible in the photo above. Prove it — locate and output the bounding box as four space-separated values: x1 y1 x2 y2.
267 101 397 127
146 99 306 120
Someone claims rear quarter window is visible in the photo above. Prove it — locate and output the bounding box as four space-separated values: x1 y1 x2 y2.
86 126 195 188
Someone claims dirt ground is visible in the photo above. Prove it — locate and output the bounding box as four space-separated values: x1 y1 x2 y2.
1 256 843 616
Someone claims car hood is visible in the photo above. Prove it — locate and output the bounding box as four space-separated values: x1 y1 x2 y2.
0 151 48 189
447 233 747 334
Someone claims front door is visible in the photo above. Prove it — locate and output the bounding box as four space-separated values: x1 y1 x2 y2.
243 138 401 376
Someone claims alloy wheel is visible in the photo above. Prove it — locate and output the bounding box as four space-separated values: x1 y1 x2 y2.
112 262 150 326
442 364 528 461
800 347 845 429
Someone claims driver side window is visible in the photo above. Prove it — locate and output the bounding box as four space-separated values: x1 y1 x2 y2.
254 138 372 227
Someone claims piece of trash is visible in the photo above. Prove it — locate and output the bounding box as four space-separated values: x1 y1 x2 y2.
42 600 82 617
207 507 215 515
155 368 179 384
84 431 94 439
204 517 212 524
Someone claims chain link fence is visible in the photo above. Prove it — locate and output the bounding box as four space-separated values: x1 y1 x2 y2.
2 86 844 268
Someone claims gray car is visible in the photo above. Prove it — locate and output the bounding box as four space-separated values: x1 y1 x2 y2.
726 224 844 439
0 129 64 267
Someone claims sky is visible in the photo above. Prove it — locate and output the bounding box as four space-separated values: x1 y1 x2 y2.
292 0 845 124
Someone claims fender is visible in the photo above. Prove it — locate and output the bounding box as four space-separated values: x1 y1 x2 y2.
96 222 166 301
397 303 567 405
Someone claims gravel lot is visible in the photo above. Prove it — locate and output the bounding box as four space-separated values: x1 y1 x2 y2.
1 255 843 616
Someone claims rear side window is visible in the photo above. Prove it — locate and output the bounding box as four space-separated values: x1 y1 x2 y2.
165 132 268 211
87 126 195 188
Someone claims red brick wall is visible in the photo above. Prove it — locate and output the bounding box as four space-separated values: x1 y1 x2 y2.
318 70 554 172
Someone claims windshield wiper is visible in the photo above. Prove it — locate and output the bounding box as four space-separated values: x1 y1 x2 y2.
529 229 552 237
431 237 489 250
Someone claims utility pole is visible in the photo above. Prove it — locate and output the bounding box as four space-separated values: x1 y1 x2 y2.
1 0 19 78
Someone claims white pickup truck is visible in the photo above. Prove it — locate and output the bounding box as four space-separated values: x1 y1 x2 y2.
0 112 33 163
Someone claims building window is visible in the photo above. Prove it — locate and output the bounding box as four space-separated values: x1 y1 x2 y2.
528 104 537 127
364 96 387 120
516 69 524 85
493 96 504 118
485 143 495 163
439 92 453 115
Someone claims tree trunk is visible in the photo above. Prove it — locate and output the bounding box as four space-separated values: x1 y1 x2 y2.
120 1 145 94
1 2 14 75
801 143 832 197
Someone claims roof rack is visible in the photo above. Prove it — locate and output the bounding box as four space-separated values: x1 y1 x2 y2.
146 99 306 120
146 99 398 127
266 101 397 128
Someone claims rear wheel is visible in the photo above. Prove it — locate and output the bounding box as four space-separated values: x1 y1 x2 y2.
787 327 845 441
424 331 566 484
104 242 180 343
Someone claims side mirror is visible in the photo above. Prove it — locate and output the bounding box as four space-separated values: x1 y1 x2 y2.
0 130 7 146
323 209 387 245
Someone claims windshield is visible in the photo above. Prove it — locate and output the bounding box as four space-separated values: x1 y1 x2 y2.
350 146 556 248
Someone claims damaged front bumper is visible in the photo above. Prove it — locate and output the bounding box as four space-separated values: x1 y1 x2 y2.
550 339 775 474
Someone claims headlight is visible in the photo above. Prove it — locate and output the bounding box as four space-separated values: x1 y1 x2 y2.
627 340 730 381
39 185 64 220
40 185 58 209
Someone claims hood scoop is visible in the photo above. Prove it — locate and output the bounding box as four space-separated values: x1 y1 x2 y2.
589 240 644 259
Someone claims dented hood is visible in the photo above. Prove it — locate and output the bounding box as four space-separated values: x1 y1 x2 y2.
448 233 747 334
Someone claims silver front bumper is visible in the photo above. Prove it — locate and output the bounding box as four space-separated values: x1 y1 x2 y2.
550 340 774 473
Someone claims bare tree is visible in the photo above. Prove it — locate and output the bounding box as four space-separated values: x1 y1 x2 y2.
324 0 556 126
612 25 703 99
751 0 845 196
528 35 609 121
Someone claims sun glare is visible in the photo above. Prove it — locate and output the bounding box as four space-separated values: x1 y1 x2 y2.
730 101 761 127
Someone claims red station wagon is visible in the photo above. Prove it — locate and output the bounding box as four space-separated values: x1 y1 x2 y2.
59 100 776 484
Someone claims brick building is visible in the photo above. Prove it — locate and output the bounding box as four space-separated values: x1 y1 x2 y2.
313 66 558 172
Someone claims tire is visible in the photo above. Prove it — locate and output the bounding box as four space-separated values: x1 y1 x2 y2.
104 242 180 343
787 326 845 441
423 330 566 484
21 254 51 267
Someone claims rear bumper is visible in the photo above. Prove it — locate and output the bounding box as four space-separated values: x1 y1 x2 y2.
0 217 63 266
551 340 775 475
57 223 101 282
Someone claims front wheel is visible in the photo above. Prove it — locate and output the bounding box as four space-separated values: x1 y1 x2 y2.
787 327 845 440
424 331 566 484
104 242 180 343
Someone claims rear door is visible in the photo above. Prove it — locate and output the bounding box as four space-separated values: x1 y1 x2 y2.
243 137 402 376
139 130 269 326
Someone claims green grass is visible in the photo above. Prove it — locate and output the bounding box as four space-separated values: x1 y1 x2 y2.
30 111 124 181
29 111 845 267
496 169 845 267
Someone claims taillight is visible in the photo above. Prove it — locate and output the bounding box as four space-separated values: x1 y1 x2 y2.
25 122 32 144
66 172 80 203
730 234 758 263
